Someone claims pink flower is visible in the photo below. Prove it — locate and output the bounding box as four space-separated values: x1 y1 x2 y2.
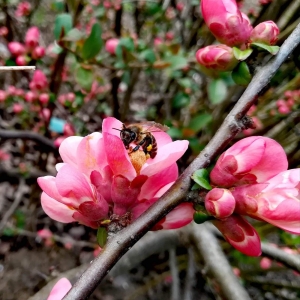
0 90 7 102
8 42 26 56
250 21 280 46
213 215 261 256
47 278 72 300
13 103 23 114
37 117 190 229
260 257 272 269
201 0 253 46
232 169 300 234
25 27 40 49
39 93 50 104
0 26 8 37
205 188 236 219
16 55 27 66
32 46 46 59
30 70 48 91
0 149 10 161
25 91 38 102
210 136 288 187
15 1 31 17
105 38 119 55
196 44 238 71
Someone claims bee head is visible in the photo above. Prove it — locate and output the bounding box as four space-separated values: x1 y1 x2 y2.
113 126 137 146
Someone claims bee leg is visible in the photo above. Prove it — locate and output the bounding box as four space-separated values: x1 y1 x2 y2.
132 145 140 152
146 144 152 152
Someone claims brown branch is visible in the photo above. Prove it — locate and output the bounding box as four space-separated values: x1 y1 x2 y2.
63 23 300 300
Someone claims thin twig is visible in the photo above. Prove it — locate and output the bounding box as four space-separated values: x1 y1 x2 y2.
0 66 36 71
0 179 27 234
63 23 300 300
190 223 251 300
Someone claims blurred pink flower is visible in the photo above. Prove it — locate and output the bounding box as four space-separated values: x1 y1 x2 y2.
32 46 46 59
260 257 272 269
13 103 24 114
250 21 279 46
25 27 40 49
16 55 27 66
15 1 31 17
38 117 191 230
30 70 48 91
47 278 72 300
201 0 253 46
210 136 288 187
232 169 300 234
0 150 10 161
0 90 7 102
196 44 238 71
105 38 119 55
8 42 26 56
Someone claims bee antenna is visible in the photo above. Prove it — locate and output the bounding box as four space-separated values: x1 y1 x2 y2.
112 128 121 131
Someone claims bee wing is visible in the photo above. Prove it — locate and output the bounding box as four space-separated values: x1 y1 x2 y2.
140 121 169 132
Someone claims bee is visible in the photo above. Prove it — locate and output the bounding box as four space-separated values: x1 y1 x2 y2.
113 122 169 159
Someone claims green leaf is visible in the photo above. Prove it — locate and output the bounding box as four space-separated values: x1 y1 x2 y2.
178 78 192 88
193 211 211 224
54 13 72 39
139 49 156 64
167 127 182 139
82 23 103 60
232 62 252 86
172 92 190 108
188 114 212 132
232 47 253 60
191 169 212 190
251 42 280 55
64 28 84 42
191 183 200 190
208 79 227 104
75 66 93 90
165 55 188 71
97 227 108 247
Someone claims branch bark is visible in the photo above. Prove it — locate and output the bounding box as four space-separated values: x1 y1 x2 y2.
63 23 300 300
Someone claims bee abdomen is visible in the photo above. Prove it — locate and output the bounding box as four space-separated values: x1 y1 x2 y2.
150 137 157 158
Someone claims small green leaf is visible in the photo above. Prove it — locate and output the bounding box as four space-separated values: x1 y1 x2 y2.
167 127 182 139
232 47 253 60
64 28 84 42
191 183 200 190
193 211 211 224
208 79 227 104
251 42 280 55
139 49 156 64
191 169 212 190
97 227 108 247
75 66 93 90
172 92 190 108
82 23 103 60
165 55 188 70
178 78 192 88
232 62 252 86
188 114 212 132
54 13 72 39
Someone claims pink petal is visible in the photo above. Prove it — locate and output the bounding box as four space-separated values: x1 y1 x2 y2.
102 117 123 137
139 164 178 200
38 176 62 201
153 203 194 230
213 215 262 256
41 192 74 223
90 167 113 203
77 199 108 221
141 140 188 177
59 136 83 167
47 278 72 300
72 211 99 228
76 132 103 176
103 133 136 180
154 182 175 198
55 164 94 206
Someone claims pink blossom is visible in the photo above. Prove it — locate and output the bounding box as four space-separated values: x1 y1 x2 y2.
210 136 288 187
0 90 7 102
205 188 236 219
16 55 27 66
213 215 261 256
176 2 184 12
0 150 10 161
32 46 46 59
201 0 253 46
8 42 26 56
25 91 38 103
30 70 48 91
39 93 50 104
54 137 67 148
37 117 190 229
260 257 272 269
13 103 23 114
15 1 31 17
63 123 75 136
25 27 40 49
105 38 119 55
40 108 51 121
37 228 53 239
232 169 300 234
250 21 279 46
0 26 8 37
232 267 241 276
165 31 174 41
47 278 72 300
196 44 238 71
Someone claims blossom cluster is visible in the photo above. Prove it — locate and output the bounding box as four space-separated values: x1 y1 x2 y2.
204 136 300 256
196 0 280 73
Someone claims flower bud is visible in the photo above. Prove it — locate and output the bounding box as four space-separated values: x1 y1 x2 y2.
16 55 27 66
196 44 238 71
15 1 31 17
8 42 26 56
250 21 279 45
25 91 37 102
0 90 7 102
25 26 40 49
105 38 119 55
0 26 8 37
13 103 24 114
39 93 50 104
32 46 45 59
64 123 75 136
205 188 236 218
201 0 253 46
30 70 48 91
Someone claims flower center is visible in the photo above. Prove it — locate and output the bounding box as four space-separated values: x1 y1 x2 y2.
129 149 147 174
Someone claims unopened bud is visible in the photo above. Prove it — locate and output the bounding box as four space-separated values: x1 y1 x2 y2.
250 21 279 46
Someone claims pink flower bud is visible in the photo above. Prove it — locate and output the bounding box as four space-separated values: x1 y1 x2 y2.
7 85 17 96
103 1 111 8
13 103 24 114
201 0 253 46
154 37 164 47
260 257 272 269
165 31 175 41
0 149 10 161
39 93 50 104
30 70 48 91
105 38 119 55
8 42 26 56
64 123 75 136
210 136 288 187
232 267 241 277
32 46 45 59
66 92 75 102
58 94 67 105
176 2 184 12
15 89 24 97
0 90 7 102
15 1 31 17
16 55 27 66
205 188 236 218
0 26 8 37
40 108 51 122
47 278 72 300
286 98 294 107
196 44 238 71
54 136 67 148
37 228 53 239
25 91 37 102
278 104 290 114
25 26 40 49
250 21 279 46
